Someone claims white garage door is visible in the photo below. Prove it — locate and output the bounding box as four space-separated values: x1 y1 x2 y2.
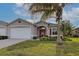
0 28 7 36
10 27 32 39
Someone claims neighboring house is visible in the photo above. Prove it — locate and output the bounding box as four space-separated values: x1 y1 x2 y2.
72 28 79 37
0 18 57 39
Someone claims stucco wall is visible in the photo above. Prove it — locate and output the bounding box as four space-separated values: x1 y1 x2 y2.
8 20 35 38
0 19 58 39
35 22 50 36
8 20 32 27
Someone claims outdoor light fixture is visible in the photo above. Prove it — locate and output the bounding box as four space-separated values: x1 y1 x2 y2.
42 27 45 29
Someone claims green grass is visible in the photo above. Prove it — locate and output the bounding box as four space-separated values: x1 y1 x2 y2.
0 38 79 56
69 37 79 42
0 41 56 56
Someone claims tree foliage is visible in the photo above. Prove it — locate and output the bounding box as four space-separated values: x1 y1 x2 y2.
61 20 75 36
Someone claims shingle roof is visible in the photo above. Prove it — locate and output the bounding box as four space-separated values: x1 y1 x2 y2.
35 20 57 26
0 20 8 26
8 18 35 26
0 18 57 26
35 20 48 24
75 28 79 31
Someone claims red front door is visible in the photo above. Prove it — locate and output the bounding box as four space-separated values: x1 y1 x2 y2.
39 29 46 37
37 26 46 37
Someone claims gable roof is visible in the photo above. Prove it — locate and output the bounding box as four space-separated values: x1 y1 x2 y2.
0 20 8 26
35 20 57 26
35 21 49 24
48 23 57 27
8 18 35 26
75 27 79 31
0 18 57 27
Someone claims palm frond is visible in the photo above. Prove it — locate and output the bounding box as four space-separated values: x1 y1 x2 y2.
29 3 60 13
29 3 67 21
41 10 55 21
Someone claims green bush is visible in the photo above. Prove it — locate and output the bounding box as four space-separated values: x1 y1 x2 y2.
40 36 50 41
40 36 57 41
40 36 72 41
50 36 57 41
62 37 72 41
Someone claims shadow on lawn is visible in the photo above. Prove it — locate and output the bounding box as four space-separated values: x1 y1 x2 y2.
56 44 64 56
5 40 53 51
5 40 41 51
56 41 79 56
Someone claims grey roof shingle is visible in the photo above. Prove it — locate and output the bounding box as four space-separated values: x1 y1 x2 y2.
0 20 8 26
35 20 57 26
8 18 35 25
0 18 57 26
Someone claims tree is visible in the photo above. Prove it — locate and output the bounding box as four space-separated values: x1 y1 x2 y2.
28 3 66 45
61 20 75 37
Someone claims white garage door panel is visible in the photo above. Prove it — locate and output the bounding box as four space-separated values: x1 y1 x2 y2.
10 28 32 39
0 28 7 36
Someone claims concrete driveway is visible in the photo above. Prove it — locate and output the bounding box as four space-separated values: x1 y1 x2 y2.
0 39 28 49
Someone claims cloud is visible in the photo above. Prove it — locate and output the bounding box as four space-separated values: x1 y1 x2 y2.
15 3 24 7
13 3 31 17
13 3 79 27
12 3 42 24
63 8 79 20
62 7 79 27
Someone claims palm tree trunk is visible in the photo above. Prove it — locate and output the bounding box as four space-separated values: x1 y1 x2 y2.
57 19 63 45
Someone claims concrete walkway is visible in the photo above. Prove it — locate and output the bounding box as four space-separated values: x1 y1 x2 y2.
0 39 27 49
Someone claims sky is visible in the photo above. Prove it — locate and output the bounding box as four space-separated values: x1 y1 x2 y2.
0 3 79 27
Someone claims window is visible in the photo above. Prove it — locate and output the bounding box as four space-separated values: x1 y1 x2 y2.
52 31 57 35
51 27 57 35
53 27 57 31
18 21 21 23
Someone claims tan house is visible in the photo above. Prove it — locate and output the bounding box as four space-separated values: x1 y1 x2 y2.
0 18 57 39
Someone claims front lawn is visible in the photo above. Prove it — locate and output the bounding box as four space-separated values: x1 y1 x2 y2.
0 41 56 56
0 38 79 56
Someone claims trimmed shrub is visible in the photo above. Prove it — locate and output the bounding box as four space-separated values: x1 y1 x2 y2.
40 36 72 41
40 36 50 41
62 37 72 41
73 35 79 37
50 36 57 41
0 36 8 40
40 36 57 41
33 36 38 40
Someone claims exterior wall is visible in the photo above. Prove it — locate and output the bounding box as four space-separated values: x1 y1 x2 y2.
0 19 36 39
72 30 79 37
0 25 8 36
35 22 50 36
9 20 32 27
0 25 7 28
31 25 37 37
0 19 58 39
8 20 35 39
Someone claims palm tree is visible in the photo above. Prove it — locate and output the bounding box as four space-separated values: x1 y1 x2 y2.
28 3 66 45
61 20 75 37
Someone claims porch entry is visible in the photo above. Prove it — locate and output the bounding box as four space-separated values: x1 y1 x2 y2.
37 26 46 37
